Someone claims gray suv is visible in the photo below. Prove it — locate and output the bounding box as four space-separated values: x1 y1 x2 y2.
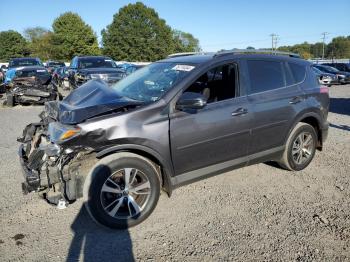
18 50 329 229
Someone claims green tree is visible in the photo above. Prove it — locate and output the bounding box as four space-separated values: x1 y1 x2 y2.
51 12 100 60
102 2 175 61
310 42 323 58
24 27 54 60
326 36 350 58
246 46 255 50
0 30 29 61
278 42 311 59
173 30 201 53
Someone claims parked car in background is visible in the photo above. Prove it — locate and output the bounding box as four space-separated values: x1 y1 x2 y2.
0 66 6 92
68 56 125 88
322 63 350 73
4 68 17 84
18 50 329 229
52 66 69 90
0 67 5 83
125 64 145 75
5 66 58 107
8 57 43 69
45 61 66 74
313 64 350 84
311 67 337 86
1 64 8 73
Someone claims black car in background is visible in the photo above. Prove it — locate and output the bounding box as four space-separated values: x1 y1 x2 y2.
313 64 350 84
52 66 69 90
8 57 43 69
311 67 338 86
46 61 66 74
6 66 58 106
125 64 145 75
323 63 350 73
68 56 125 88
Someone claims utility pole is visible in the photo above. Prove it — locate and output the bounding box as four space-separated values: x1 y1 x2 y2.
270 34 279 53
270 34 276 51
321 32 329 60
273 35 279 52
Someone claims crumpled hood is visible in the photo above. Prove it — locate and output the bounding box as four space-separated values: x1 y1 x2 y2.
58 80 142 124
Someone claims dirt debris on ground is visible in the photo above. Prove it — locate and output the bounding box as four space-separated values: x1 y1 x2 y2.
0 85 349 261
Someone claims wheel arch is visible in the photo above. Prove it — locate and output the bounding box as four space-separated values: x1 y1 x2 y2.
288 111 323 150
96 144 174 196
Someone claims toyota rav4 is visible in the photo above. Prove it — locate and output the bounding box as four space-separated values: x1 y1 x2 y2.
18 50 329 229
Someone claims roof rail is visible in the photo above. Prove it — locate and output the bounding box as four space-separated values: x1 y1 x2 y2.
167 52 213 58
214 49 300 58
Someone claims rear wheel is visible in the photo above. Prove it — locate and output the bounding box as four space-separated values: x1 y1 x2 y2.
83 153 161 229
278 123 317 171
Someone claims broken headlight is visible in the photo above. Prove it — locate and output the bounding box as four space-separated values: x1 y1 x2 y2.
48 122 81 144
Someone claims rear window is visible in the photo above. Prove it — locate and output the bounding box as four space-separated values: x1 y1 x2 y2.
247 60 284 94
289 63 306 83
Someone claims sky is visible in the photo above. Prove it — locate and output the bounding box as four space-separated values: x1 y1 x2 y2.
0 0 349 51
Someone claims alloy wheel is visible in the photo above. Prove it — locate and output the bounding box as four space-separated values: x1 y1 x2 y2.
100 168 151 219
291 132 314 165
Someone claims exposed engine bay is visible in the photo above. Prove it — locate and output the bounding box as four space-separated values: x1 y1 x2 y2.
17 104 98 204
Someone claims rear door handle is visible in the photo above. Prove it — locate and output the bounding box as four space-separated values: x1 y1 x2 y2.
289 96 303 104
231 108 248 116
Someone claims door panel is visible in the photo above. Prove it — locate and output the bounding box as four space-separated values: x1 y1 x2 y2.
170 97 252 175
247 85 303 154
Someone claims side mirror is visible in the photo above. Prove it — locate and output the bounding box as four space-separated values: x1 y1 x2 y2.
176 92 207 111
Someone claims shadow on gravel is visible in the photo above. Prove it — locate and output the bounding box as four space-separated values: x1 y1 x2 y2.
264 161 285 170
67 206 134 262
329 123 350 132
329 98 350 116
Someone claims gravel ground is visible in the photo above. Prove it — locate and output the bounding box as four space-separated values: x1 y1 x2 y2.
0 85 349 261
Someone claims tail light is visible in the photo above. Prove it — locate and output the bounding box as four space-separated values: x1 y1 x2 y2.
320 85 329 94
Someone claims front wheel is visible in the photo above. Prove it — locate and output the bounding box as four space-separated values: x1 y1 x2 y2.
83 153 161 229
278 123 317 171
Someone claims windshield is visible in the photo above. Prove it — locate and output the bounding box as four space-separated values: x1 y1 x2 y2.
111 62 195 102
320 65 339 73
9 59 41 68
48 62 65 67
312 67 323 74
78 57 116 69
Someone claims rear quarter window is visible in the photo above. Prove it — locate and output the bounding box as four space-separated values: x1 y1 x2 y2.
247 60 284 94
289 62 306 83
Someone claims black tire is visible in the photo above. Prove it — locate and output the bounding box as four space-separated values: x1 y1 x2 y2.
6 94 14 107
278 123 317 171
83 152 161 229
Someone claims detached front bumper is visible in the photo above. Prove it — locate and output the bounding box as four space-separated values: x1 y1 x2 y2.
18 144 40 194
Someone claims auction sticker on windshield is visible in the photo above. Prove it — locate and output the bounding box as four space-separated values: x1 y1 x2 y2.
172 64 195 72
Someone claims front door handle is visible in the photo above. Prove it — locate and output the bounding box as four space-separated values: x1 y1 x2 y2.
289 96 303 104
232 108 248 116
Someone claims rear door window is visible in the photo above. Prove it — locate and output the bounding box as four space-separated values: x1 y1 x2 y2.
247 60 284 94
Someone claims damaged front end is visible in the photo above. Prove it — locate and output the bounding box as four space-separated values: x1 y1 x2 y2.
17 102 98 204
7 77 58 106
17 81 142 205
